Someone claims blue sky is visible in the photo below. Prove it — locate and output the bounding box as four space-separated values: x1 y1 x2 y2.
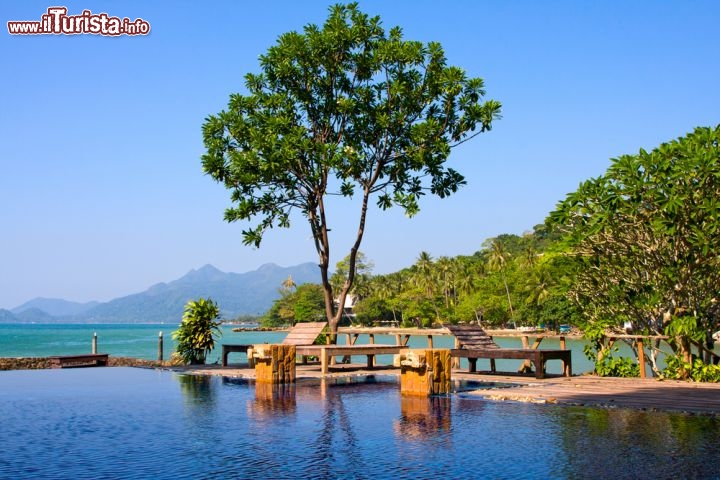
1 1 718 309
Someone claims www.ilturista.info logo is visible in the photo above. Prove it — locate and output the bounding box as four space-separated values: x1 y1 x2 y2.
7 7 150 36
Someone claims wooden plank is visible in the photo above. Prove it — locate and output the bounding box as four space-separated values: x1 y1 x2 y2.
295 345 408 374
48 354 109 368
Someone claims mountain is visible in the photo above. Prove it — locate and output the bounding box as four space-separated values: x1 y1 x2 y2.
0 309 16 323
12 298 99 317
4 262 320 324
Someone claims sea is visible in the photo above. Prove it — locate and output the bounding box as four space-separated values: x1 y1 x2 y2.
0 323 599 373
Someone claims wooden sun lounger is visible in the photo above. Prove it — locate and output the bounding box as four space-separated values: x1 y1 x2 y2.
223 322 330 366
445 324 571 379
285 322 407 373
48 353 109 368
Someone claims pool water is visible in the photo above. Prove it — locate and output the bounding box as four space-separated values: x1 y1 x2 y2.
1 368 719 479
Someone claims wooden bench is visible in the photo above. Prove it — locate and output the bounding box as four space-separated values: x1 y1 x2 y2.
294 344 408 375
48 354 109 368
224 322 329 367
445 324 571 379
221 344 251 367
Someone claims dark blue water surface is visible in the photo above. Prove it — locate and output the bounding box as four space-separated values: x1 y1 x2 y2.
1 368 719 480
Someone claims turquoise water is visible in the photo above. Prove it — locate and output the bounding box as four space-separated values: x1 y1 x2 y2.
0 324 596 373
0 324 286 363
1 367 719 479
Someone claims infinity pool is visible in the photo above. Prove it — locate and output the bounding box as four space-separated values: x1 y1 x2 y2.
1 368 718 479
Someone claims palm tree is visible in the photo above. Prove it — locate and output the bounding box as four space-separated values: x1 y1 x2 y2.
437 256 454 309
281 275 297 292
413 251 436 297
525 266 552 306
488 239 515 328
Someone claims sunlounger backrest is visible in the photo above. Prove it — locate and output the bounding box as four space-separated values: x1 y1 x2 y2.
282 321 327 346
444 324 500 349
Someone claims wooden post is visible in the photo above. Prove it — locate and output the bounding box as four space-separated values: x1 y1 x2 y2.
452 337 460 368
92 332 97 354
560 335 566 350
400 349 451 396
253 344 296 384
158 331 164 362
637 338 646 379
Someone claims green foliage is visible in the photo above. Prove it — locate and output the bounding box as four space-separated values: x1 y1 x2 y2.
594 355 640 378
262 283 326 327
172 298 223 365
663 356 720 382
330 252 373 298
201 2 500 334
665 315 705 343
293 284 326 322
582 340 640 378
548 125 720 354
352 296 392 326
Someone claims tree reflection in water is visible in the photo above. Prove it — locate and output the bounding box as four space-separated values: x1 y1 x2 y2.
552 406 720 478
177 374 216 408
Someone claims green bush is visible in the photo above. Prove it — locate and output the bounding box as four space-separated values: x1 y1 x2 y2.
662 356 720 382
583 340 639 378
594 355 640 378
172 298 222 365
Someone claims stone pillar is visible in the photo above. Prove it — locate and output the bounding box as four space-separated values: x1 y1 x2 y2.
253 344 296 384
400 349 451 396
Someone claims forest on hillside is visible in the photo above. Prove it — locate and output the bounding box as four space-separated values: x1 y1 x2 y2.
261 224 580 331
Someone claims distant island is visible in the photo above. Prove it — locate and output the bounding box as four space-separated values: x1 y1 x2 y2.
1 263 320 324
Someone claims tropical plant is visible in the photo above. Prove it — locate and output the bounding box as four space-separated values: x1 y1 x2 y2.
172 298 223 365
548 125 720 364
201 2 501 340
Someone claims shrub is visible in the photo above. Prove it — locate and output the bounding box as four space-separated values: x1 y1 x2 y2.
662 355 720 382
172 298 222 365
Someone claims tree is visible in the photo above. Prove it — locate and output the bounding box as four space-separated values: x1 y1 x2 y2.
486 238 515 327
549 125 720 371
172 298 222 365
262 283 326 326
201 3 501 339
330 252 374 298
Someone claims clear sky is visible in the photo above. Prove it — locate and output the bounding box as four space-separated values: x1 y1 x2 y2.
1 1 718 309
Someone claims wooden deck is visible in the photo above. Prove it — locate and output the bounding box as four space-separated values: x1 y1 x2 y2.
467 374 720 414
179 363 720 414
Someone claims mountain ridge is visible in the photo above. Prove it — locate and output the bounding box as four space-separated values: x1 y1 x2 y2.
4 262 320 324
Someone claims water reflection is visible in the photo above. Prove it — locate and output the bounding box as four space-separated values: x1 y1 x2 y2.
395 395 452 440
250 381 297 418
553 406 720 478
177 374 216 408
